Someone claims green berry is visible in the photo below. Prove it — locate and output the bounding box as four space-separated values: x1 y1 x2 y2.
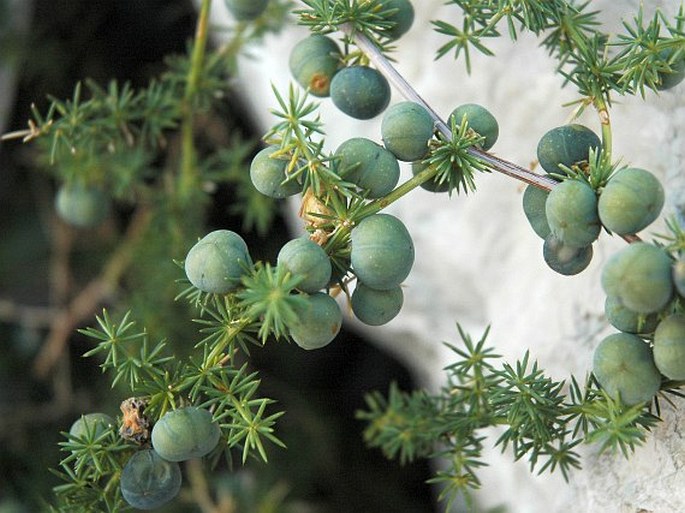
289 35 342 97
250 146 300 199
289 292 342 350
381 101 434 161
592 332 661 405
69 413 114 440
536 124 601 175
542 234 593 276
224 0 268 21
545 179 601 247
55 184 111 228
277 237 332 293
656 49 685 91
522 184 551 239
120 449 182 510
601 242 673 314
673 256 685 297
377 0 415 40
351 282 403 326
653 314 685 380
330 66 391 120
598 168 664 235
351 214 414 290
604 295 658 334
184 230 253 294
335 137 400 198
448 103 499 151
151 406 221 462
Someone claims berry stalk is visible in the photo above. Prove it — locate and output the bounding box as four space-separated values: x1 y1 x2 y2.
341 23 559 192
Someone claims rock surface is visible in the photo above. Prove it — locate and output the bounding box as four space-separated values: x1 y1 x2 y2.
211 1 685 512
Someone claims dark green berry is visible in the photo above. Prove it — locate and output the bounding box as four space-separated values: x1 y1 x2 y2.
55 184 111 228
330 66 391 120
545 179 601 247
224 0 268 21
184 230 253 294
69 413 114 441
277 237 332 293
377 0 415 40
351 214 414 290
289 35 342 97
673 256 685 297
381 101 434 161
542 234 593 276
351 282 403 326
592 332 661 406
598 167 664 235
656 49 685 90
601 242 673 314
604 295 658 334
411 161 450 193
653 314 685 380
536 124 601 175
289 292 342 350
250 146 300 199
120 449 182 510
449 103 499 151
151 406 220 462
522 184 551 239
335 137 400 198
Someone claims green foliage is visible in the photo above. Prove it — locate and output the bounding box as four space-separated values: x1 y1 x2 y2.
432 1 685 104
358 325 661 507
421 115 490 195
54 304 287 510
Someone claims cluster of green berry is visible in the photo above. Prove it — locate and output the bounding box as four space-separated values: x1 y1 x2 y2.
520 122 685 406
245 10 503 337
595 242 685 405
522 124 665 275
124 406 219 509
67 405 220 510
185 229 344 348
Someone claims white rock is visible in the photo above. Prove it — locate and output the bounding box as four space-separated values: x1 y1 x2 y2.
211 1 685 511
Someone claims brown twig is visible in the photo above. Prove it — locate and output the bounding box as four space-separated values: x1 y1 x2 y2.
33 206 153 378
185 458 222 513
342 24 559 191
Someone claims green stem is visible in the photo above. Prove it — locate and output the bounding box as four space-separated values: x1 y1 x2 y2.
359 163 441 218
207 317 253 364
179 0 212 200
103 469 122 496
594 97 612 161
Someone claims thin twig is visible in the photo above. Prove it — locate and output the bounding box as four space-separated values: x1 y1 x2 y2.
33 206 153 378
343 26 643 244
185 458 220 513
341 24 559 191
0 298 60 327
